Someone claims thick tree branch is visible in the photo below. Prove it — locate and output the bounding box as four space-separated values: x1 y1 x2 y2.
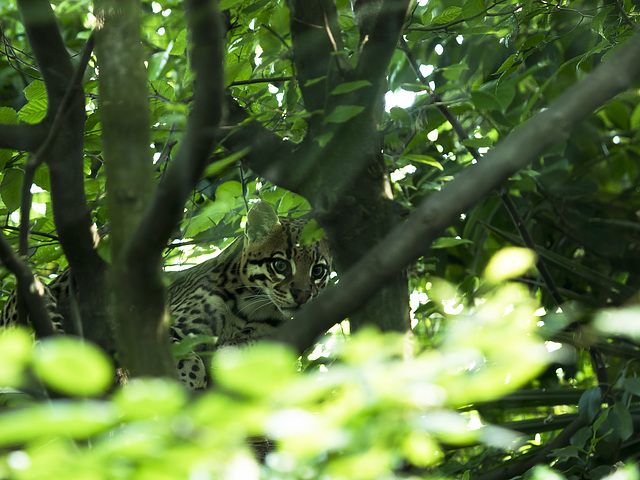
269 31 640 353
12 1 109 349
113 0 224 378
20 34 95 258
0 124 47 152
94 0 174 377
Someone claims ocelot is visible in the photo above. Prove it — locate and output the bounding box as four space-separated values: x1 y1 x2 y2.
0 202 332 389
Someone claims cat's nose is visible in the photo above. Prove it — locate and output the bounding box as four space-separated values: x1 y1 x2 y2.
291 288 311 305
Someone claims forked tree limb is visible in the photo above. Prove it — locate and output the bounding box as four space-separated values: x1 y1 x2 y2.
270 31 640 353
129 0 225 268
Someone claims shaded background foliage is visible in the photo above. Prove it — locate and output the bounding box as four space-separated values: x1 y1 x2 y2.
0 0 640 478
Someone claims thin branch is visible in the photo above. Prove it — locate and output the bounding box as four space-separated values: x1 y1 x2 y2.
17 0 76 114
406 0 516 32
0 226 59 242
269 31 640 353
0 230 55 337
614 0 637 31
230 76 293 86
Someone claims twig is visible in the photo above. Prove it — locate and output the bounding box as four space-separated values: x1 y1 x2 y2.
230 76 293 86
0 226 60 242
614 0 637 31
0 230 55 337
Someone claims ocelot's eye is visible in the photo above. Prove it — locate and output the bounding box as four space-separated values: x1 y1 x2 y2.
311 264 327 280
272 259 290 275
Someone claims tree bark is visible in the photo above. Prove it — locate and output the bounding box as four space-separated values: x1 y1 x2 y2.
94 0 174 377
269 30 640 352
15 0 110 350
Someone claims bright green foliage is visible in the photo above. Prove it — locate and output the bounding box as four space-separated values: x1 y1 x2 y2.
1 0 640 478
0 275 549 479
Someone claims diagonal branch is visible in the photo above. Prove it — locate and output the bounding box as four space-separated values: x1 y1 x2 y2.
269 30 640 353
16 0 75 117
0 230 55 337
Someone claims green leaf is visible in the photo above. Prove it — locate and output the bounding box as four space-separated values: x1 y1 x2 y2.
34 165 51 191
172 333 217 358
0 106 19 124
19 81 48 124
431 6 462 24
324 105 365 124
304 76 327 88
470 90 501 111
484 247 536 283
493 53 517 76
114 378 188 421
610 402 633 441
33 337 114 396
170 29 187 55
0 401 118 447
522 32 546 50
402 154 443 170
23 81 47 101
630 102 640 129
389 107 411 124
203 148 249 177
331 80 372 95
590 5 614 36
431 237 473 249
213 342 298 397
0 327 33 387
219 0 241 10
462 137 493 148
441 63 469 81
300 219 325 246
18 98 47 124
462 0 485 19
578 387 602 424
400 83 428 92
622 377 640 397
1 168 24 213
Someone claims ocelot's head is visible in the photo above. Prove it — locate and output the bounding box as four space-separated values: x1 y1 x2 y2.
240 202 332 318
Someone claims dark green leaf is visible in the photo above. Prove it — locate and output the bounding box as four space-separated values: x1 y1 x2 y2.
324 105 365 124
432 237 473 249
0 168 24 213
331 80 372 95
578 387 602 424
431 6 462 24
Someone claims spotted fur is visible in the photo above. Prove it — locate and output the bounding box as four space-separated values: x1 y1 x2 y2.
168 202 332 388
0 203 331 390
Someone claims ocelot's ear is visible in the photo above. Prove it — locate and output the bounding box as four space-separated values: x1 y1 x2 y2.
246 202 281 242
